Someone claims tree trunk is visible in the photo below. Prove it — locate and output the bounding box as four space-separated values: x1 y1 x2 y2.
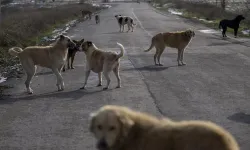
221 0 226 10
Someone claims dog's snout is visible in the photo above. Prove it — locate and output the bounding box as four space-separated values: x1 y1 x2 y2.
97 138 108 150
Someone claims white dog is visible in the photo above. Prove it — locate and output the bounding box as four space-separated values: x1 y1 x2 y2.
115 15 136 32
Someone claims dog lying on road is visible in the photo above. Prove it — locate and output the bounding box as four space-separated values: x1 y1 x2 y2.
79 41 125 90
8 35 75 94
145 29 195 66
219 15 245 38
82 10 92 20
63 38 85 72
90 105 240 150
115 15 136 32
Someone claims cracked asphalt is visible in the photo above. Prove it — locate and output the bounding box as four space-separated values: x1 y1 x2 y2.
1 2 250 150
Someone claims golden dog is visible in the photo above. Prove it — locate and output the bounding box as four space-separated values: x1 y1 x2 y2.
90 105 239 150
145 29 195 66
8 35 75 94
79 41 125 90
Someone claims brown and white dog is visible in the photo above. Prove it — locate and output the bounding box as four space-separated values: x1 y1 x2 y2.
8 35 75 94
115 15 136 32
79 41 125 90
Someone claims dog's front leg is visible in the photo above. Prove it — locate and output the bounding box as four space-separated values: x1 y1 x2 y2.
103 65 111 90
80 70 91 89
177 49 182 66
52 67 64 91
97 72 103 87
71 55 75 69
234 28 238 38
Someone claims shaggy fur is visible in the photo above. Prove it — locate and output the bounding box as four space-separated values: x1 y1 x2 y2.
90 105 239 150
115 15 136 32
144 29 195 66
63 38 85 72
79 41 125 90
8 35 75 94
219 15 245 38
95 15 100 24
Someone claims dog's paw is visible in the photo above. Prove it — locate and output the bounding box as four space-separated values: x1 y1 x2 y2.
181 63 186 66
178 64 182 66
80 86 85 90
158 64 164 66
71 67 75 69
116 85 121 88
96 84 102 87
103 87 108 90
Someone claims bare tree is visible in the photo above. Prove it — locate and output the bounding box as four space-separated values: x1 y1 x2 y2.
221 0 226 10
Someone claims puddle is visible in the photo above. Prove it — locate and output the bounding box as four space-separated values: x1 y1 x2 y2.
199 29 219 34
168 9 183 15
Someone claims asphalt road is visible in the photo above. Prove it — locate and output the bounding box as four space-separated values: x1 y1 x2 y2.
1 2 250 150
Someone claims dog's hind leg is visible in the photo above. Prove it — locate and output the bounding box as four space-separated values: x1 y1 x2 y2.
113 64 121 88
22 60 36 94
156 47 165 66
103 64 111 90
154 53 158 66
97 72 102 87
80 70 91 89
222 27 227 37
52 67 64 91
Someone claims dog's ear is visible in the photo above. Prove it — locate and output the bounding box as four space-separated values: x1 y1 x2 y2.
89 112 97 133
117 112 134 137
87 41 93 47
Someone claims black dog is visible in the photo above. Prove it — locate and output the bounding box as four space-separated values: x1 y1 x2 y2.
219 15 245 38
63 38 84 72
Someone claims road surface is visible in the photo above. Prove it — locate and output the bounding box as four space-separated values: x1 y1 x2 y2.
1 2 250 150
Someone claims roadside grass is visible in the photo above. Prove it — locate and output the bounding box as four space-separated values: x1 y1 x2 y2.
0 3 103 96
153 0 250 38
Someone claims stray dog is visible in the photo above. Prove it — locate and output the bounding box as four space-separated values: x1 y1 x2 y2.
82 10 92 20
115 15 136 32
145 29 195 66
90 105 240 150
219 15 245 38
95 14 100 24
79 41 125 90
63 38 85 72
8 35 75 94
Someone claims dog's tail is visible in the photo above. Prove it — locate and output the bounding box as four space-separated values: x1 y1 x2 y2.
144 38 154 52
116 42 125 59
8 47 23 57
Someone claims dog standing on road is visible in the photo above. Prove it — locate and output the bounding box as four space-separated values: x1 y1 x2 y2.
79 41 125 90
145 29 195 66
8 35 75 94
219 15 245 38
95 14 100 24
115 15 136 32
63 38 85 72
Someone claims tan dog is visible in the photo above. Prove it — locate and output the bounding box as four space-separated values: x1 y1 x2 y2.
145 29 195 66
79 41 125 90
90 105 239 150
8 35 75 94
